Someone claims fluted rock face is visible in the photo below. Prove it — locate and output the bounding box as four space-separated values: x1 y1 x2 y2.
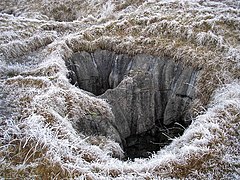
66 49 198 158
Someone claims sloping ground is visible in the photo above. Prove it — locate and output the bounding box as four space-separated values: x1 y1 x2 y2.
0 0 239 179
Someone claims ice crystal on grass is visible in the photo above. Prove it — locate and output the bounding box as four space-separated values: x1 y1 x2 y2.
0 0 240 179
100 0 116 20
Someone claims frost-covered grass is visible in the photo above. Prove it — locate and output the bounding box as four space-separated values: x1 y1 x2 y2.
0 0 240 179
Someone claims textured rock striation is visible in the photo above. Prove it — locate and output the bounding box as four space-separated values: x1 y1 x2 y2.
66 49 198 158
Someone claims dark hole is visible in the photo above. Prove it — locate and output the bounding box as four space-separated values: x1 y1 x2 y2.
124 123 187 159
66 49 198 159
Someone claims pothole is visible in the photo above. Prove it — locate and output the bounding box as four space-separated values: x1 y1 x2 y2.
66 49 198 159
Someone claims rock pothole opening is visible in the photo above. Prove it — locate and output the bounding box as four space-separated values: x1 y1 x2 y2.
66 49 198 160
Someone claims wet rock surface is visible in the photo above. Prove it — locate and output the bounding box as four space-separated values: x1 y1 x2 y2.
66 49 198 159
